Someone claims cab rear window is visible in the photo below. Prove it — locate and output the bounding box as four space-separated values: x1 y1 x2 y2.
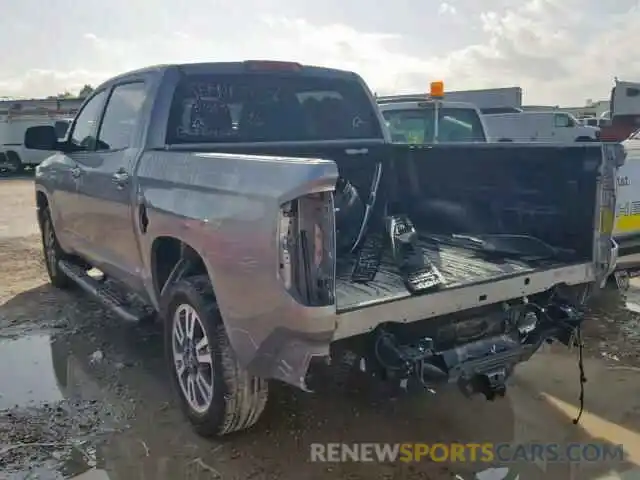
382 107 487 143
166 73 381 143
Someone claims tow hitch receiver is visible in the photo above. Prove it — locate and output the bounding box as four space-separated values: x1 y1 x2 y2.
366 296 585 399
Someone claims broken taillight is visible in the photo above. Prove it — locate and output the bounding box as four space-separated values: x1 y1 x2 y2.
277 192 335 307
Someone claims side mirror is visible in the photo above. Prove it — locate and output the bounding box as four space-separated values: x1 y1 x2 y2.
24 125 60 151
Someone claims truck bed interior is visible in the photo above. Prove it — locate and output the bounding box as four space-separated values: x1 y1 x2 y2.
202 142 602 312
333 143 601 312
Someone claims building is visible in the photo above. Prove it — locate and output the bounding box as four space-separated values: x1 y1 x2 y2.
0 97 84 118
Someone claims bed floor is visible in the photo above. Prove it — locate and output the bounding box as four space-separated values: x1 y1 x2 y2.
335 236 543 312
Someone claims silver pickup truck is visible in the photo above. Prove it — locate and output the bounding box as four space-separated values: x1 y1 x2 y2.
25 61 619 437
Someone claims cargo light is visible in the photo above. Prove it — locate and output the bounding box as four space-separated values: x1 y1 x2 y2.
244 60 302 72
430 81 444 99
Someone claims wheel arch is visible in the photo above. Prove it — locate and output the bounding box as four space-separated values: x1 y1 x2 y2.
5 149 21 162
35 188 50 225
150 235 219 306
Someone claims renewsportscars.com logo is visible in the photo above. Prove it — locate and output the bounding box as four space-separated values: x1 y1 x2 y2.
309 442 625 464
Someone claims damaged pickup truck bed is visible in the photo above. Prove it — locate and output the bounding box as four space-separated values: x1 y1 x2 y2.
27 61 618 437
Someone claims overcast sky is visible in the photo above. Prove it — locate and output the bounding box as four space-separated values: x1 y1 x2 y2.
0 0 638 105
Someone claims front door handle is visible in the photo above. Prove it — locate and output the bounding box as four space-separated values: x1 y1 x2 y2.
112 170 130 187
71 166 82 178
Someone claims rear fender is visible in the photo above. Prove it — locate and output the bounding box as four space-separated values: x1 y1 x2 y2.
136 150 340 374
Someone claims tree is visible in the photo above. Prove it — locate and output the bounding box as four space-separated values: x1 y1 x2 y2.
78 84 94 98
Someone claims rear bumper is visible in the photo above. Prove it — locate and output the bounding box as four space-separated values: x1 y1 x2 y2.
251 263 595 390
333 263 595 340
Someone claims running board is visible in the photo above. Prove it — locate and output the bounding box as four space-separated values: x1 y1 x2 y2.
58 260 153 323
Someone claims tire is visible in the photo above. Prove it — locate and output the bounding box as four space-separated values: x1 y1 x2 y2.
6 151 23 174
41 207 74 289
162 274 268 437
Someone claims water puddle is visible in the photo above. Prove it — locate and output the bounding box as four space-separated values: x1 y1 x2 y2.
0 333 64 409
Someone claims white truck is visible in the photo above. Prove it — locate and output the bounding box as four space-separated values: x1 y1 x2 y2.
611 128 640 288
0 98 78 172
482 111 600 143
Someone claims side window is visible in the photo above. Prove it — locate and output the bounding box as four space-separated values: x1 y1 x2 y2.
54 120 70 139
96 82 147 151
554 113 570 128
70 91 108 149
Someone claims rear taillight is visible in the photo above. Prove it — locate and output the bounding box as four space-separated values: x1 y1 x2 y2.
278 192 335 307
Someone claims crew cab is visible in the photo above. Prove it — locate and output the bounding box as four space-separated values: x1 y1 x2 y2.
25 61 619 437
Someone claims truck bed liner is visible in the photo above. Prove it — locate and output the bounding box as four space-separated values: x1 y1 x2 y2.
336 237 541 312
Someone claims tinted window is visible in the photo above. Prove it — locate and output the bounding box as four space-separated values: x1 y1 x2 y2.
97 83 146 151
166 73 381 143
382 107 486 143
70 91 107 149
54 120 70 139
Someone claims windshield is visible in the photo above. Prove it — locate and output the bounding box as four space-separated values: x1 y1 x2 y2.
382 107 486 143
166 73 382 143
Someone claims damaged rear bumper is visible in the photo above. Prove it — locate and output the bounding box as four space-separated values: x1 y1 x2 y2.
304 295 585 399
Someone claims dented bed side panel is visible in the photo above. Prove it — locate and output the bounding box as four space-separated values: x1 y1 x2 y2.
134 150 340 385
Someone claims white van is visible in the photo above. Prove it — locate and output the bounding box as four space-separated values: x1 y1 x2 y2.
377 99 489 143
0 116 71 172
483 111 600 143
613 128 640 285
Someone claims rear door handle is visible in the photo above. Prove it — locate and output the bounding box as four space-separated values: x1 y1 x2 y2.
112 170 130 187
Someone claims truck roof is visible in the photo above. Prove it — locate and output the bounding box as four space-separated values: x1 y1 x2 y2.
378 100 480 111
97 61 362 91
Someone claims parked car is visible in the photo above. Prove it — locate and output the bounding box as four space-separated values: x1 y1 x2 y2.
26 61 618 437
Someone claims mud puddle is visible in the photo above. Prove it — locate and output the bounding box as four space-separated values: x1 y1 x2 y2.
0 328 134 479
2 317 640 480
0 334 64 409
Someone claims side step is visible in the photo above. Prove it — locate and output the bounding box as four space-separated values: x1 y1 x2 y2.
58 260 155 323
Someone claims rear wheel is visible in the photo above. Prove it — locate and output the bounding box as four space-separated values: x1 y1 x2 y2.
41 207 74 289
5 151 23 174
163 275 268 437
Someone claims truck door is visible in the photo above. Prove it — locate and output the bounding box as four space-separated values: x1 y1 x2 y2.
553 113 572 142
74 82 148 291
54 90 108 251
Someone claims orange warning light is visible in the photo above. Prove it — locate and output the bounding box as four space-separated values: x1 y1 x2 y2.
430 81 444 98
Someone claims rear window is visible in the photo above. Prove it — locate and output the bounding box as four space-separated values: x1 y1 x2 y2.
166 73 381 143
382 107 487 143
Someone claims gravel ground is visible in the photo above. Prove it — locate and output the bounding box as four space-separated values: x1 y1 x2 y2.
1 176 640 480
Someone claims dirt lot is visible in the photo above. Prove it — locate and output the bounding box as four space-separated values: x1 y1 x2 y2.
2 176 640 480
